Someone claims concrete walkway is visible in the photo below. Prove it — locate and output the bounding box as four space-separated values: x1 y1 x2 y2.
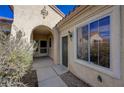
32 57 68 87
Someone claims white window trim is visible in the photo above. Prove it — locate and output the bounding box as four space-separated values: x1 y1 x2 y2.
74 6 121 79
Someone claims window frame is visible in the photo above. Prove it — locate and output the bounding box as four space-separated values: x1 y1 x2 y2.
76 15 112 68
74 6 120 79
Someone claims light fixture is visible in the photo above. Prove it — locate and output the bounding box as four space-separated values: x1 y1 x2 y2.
41 6 48 19
68 31 73 39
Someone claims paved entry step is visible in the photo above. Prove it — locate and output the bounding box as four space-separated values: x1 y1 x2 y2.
33 57 68 87
52 64 68 75
38 76 67 87
37 67 57 82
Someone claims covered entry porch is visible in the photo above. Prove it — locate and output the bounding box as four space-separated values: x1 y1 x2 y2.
31 25 54 59
31 25 69 87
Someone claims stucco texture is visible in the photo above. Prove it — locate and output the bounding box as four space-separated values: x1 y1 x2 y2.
58 6 124 87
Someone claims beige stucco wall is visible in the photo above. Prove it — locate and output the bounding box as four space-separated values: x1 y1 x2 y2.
53 27 60 64
12 5 62 41
11 5 63 63
48 34 54 60
58 6 124 86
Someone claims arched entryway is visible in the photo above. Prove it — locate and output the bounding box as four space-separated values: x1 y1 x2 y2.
31 25 54 60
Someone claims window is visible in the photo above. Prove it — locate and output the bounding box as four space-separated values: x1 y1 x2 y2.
77 25 88 61
49 38 51 47
99 16 110 68
90 20 99 65
40 41 47 53
77 16 110 68
40 41 47 47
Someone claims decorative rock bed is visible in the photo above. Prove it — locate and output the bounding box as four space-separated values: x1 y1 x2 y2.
21 70 38 87
60 71 91 87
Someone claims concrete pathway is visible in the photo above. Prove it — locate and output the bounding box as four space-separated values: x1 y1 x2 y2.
32 57 68 87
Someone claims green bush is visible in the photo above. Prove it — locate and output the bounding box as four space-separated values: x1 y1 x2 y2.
0 27 34 87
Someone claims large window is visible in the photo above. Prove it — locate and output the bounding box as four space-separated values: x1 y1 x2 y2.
77 16 110 68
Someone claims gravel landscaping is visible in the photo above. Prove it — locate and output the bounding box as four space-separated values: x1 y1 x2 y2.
60 71 91 87
21 70 38 87
21 70 90 87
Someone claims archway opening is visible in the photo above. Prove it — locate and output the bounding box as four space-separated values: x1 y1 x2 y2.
31 25 54 59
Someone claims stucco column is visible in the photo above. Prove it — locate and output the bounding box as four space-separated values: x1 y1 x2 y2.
53 28 60 64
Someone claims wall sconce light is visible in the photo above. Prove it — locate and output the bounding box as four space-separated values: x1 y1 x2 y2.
68 31 73 39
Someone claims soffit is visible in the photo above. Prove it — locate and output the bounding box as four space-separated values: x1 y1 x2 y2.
56 5 89 27
33 26 52 35
49 5 65 17
56 5 112 30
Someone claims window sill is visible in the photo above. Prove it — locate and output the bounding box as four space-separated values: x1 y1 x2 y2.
75 58 120 79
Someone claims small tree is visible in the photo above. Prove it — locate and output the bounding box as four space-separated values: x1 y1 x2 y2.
0 26 34 87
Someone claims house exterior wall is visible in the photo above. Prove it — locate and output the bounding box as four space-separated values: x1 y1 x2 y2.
11 5 124 86
11 5 63 63
48 34 54 60
11 5 62 41
53 28 60 64
58 6 124 86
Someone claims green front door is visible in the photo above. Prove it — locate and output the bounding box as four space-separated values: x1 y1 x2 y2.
62 36 68 67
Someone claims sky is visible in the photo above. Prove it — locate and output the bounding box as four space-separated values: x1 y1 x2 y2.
0 5 76 18
0 5 13 18
56 5 77 15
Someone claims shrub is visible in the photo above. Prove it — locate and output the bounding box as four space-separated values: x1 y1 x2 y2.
0 26 34 87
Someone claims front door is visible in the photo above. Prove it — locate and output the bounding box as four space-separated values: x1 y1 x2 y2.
40 40 48 56
34 40 48 57
62 36 68 67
